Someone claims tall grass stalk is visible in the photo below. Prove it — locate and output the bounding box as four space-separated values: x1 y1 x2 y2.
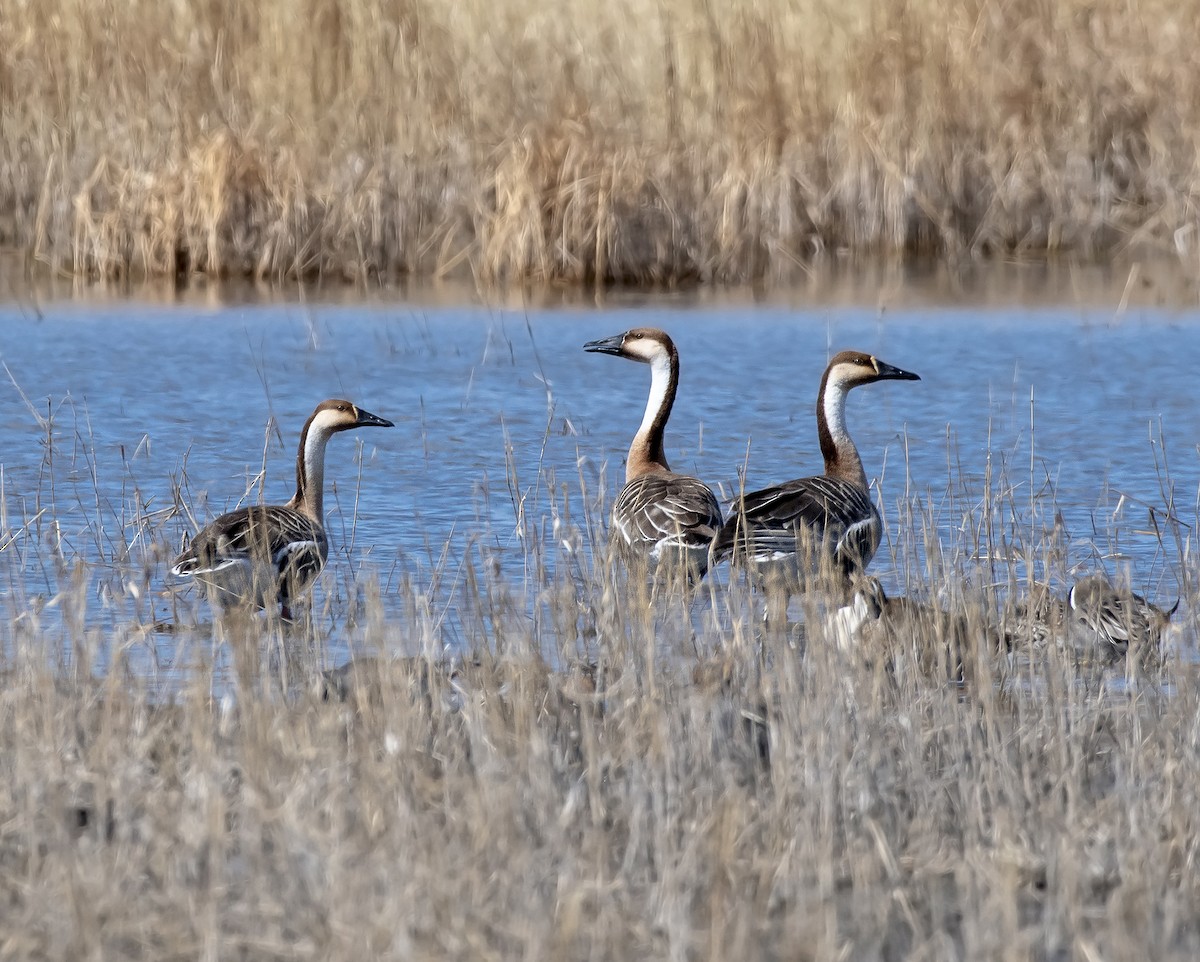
4 0 1200 287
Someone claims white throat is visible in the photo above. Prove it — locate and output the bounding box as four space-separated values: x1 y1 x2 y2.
823 373 851 444
637 350 673 440
300 422 335 518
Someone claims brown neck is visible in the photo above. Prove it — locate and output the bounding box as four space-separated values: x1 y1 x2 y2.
816 366 868 489
626 343 678 481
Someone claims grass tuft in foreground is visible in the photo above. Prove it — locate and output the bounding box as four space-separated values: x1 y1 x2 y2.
0 408 1197 958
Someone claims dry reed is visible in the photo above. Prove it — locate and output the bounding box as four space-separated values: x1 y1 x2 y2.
3 0 1200 287
0 383 1198 959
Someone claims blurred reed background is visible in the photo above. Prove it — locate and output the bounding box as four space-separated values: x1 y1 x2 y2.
2 0 1198 286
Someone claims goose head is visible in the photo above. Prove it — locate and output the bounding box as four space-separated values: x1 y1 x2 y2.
584 327 675 365
307 398 395 435
824 351 921 391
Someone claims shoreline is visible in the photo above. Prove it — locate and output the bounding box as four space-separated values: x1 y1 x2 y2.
1 250 1196 312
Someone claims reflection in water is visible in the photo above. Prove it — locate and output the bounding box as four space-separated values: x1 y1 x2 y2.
0 286 1195 688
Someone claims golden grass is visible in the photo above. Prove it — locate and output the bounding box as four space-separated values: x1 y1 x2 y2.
3 0 1200 286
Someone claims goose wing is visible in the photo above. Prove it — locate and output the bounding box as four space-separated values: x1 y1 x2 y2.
1088 596 1135 648
714 475 879 569
172 505 329 585
1075 589 1168 652
613 473 723 551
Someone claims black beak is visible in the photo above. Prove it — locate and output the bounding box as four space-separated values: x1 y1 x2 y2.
583 333 626 356
874 360 921 381
355 407 395 428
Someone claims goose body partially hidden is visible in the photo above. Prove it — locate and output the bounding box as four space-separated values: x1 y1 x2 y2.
1067 573 1177 667
712 350 919 588
1002 582 1068 652
171 399 393 620
584 328 723 581
831 576 1001 684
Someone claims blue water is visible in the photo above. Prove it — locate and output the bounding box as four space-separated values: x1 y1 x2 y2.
0 291 1196 681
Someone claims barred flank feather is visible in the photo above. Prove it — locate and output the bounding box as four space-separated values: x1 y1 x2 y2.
714 474 878 572
612 472 723 577
170 505 328 610
613 473 723 552
1068 574 1176 665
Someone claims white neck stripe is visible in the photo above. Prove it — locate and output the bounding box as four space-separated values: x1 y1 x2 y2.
823 372 850 443
637 350 672 441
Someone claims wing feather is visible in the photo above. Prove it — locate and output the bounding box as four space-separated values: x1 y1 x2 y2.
1066 573 1180 671
172 505 329 605
613 473 723 551
1073 588 1165 655
713 475 880 572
